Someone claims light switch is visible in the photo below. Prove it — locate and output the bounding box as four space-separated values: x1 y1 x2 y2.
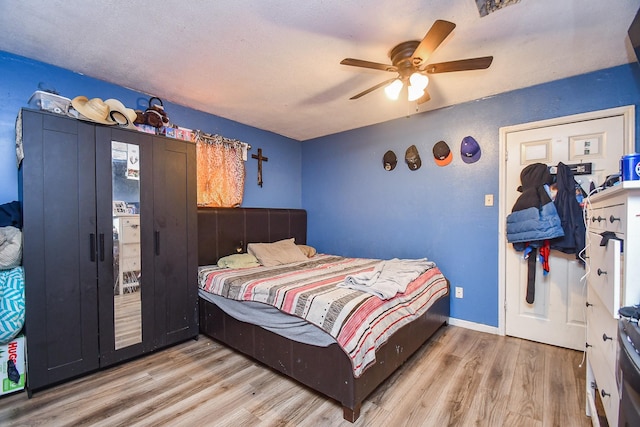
484 194 494 206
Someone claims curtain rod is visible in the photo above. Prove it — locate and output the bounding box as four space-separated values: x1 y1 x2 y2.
194 130 251 150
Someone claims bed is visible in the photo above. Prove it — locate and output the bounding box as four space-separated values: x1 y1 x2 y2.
197 207 450 422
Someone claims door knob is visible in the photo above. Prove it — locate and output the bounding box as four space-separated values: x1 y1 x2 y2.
609 215 620 223
597 268 607 276
601 389 611 398
602 333 613 341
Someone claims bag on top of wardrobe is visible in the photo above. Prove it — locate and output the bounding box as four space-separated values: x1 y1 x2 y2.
135 97 170 129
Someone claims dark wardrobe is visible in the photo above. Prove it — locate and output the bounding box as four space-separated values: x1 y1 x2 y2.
18 109 198 392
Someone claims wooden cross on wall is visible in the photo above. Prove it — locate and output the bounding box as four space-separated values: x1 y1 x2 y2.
251 148 268 187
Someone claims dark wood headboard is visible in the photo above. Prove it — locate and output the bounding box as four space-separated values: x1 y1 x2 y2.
197 207 307 266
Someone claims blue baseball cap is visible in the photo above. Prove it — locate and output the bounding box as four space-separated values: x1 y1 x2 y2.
461 136 481 164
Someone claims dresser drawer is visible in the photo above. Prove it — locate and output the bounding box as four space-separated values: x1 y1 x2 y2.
588 203 625 233
586 294 618 371
120 242 140 258
587 348 620 427
120 256 141 272
119 217 140 243
587 233 622 317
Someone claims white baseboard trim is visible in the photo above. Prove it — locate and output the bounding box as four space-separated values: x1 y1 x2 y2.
448 317 501 335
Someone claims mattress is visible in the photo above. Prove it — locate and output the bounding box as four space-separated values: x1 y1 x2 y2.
198 290 336 346
198 254 449 376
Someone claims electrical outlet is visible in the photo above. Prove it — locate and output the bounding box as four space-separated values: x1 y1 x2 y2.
484 194 494 206
455 287 463 298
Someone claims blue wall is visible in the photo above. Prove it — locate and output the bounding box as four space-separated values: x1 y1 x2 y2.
0 51 302 208
302 64 640 327
3 50 640 329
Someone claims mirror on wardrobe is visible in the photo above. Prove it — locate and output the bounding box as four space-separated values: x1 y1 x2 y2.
111 141 142 350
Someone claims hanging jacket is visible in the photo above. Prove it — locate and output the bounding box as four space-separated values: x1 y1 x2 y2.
549 162 586 263
506 163 564 247
506 163 564 304
506 202 564 247
0 201 21 229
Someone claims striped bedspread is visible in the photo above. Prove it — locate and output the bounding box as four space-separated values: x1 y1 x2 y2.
198 254 449 377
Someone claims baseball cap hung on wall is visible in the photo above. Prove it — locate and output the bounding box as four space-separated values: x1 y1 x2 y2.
383 150 397 171
461 136 482 164
432 140 453 166
405 145 422 171
104 99 138 129
71 96 113 125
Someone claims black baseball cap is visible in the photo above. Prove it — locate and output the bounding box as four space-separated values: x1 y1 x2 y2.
383 150 397 171
432 140 452 166
405 145 421 171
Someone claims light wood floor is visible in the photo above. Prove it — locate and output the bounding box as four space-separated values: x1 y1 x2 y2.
114 291 142 349
0 326 591 426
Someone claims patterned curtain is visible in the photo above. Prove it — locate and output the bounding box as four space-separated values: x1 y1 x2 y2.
196 133 246 207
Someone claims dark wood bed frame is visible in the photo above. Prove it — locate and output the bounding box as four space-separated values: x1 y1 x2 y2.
197 207 450 422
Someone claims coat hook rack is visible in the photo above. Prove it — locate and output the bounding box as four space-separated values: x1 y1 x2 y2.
549 162 592 176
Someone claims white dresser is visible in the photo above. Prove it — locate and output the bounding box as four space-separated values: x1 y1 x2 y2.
585 181 640 426
113 215 141 295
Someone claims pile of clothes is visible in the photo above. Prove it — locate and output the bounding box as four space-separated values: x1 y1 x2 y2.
506 163 586 304
0 201 24 343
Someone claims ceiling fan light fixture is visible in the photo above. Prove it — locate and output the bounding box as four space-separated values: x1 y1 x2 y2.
340 20 493 103
384 79 403 100
407 85 425 102
409 72 429 91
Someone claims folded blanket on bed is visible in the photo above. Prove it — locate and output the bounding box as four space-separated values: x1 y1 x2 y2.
339 258 435 299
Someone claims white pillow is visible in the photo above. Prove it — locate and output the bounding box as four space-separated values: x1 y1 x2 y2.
247 238 308 267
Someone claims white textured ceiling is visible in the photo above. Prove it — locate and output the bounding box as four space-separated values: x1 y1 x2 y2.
0 0 639 141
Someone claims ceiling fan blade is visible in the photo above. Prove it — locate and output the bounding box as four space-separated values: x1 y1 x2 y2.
424 56 494 74
349 78 397 100
340 58 397 72
416 89 431 105
410 20 456 66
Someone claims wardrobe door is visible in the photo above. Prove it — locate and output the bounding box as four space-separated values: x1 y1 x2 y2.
152 136 198 348
95 126 156 367
20 110 99 390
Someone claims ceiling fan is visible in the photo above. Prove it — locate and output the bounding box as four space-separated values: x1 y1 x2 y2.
340 20 493 104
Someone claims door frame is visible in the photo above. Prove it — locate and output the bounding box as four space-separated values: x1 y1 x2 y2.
498 105 635 336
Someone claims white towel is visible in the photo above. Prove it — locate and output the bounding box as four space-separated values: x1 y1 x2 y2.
339 258 435 299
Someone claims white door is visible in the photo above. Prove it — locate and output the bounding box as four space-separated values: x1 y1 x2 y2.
501 107 634 350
